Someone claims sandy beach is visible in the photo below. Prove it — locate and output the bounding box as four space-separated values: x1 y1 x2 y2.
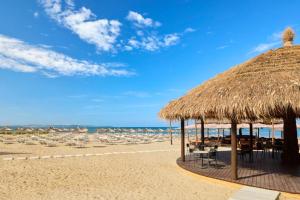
0 137 298 200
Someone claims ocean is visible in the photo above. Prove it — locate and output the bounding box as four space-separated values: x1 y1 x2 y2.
2 125 300 138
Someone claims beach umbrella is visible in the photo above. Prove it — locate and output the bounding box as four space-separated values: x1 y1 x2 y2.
48 129 56 133
129 129 136 133
4 128 12 131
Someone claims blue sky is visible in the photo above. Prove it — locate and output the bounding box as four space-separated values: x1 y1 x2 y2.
0 0 300 127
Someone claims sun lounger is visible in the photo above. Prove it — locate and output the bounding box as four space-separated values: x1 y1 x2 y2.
3 140 16 144
25 140 36 145
46 142 57 147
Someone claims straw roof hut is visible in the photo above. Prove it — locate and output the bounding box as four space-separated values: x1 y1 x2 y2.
159 28 300 178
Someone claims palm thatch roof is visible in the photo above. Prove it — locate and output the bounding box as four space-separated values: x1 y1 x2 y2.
160 28 300 122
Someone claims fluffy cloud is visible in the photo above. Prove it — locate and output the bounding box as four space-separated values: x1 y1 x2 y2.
184 27 196 33
124 11 190 51
126 11 161 28
250 42 280 54
163 34 180 46
249 29 288 54
0 34 133 77
123 91 151 98
41 0 121 52
125 33 180 52
40 2 190 53
33 12 39 18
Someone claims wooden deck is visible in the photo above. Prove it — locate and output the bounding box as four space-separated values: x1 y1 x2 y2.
177 150 300 194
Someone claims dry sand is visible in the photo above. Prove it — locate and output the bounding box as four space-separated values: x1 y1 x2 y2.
0 139 298 200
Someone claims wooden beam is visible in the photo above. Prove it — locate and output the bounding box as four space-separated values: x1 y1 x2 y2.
200 119 205 144
231 121 238 180
181 119 185 162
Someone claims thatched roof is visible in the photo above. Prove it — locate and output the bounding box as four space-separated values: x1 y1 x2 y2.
160 28 300 122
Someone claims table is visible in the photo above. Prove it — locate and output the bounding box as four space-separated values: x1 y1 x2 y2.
193 150 209 167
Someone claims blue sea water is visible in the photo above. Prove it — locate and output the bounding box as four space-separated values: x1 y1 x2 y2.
2 125 300 138
62 126 300 138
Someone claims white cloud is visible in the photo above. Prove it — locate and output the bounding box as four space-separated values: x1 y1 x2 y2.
33 12 39 18
126 11 161 28
184 27 195 33
216 45 229 50
40 2 185 53
249 28 290 54
68 94 88 98
123 91 151 98
124 11 181 51
136 30 144 36
0 34 133 77
164 34 180 46
40 0 121 52
125 104 160 108
91 98 104 102
125 34 180 52
128 38 140 48
124 45 133 51
250 42 280 53
140 36 161 51
269 31 283 41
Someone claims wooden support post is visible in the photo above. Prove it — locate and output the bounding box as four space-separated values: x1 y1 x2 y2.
181 119 185 162
231 121 238 180
186 120 189 142
195 120 198 142
282 110 300 164
271 121 275 144
249 123 253 162
169 121 173 145
201 119 205 144
238 128 242 143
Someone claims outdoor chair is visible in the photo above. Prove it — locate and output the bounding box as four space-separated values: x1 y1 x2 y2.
198 144 205 151
263 141 273 156
238 144 252 161
272 140 283 159
254 142 265 158
186 143 195 159
192 150 203 167
204 149 217 167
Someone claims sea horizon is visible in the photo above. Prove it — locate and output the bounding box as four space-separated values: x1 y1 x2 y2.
1 124 299 138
